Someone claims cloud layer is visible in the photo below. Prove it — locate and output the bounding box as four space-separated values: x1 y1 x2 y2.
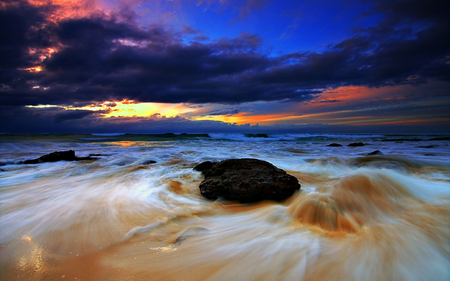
0 0 449 133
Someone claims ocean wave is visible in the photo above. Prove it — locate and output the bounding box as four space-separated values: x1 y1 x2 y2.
208 133 300 141
91 133 127 136
77 137 117 141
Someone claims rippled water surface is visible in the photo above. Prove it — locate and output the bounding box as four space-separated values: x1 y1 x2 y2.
0 133 449 280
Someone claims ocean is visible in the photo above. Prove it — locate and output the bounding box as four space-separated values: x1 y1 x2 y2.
0 133 449 280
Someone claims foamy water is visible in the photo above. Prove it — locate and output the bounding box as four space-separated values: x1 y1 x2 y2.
0 133 449 280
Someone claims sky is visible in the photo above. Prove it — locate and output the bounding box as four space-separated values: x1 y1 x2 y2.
0 0 449 134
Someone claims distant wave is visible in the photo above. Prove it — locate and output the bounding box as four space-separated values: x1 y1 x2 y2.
208 133 298 141
207 133 385 142
77 137 117 141
91 133 126 136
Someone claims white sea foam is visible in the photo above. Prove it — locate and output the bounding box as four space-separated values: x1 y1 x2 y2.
0 134 449 280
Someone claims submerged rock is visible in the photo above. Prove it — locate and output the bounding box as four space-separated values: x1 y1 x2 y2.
199 158 300 203
348 142 365 147
142 160 157 165
327 143 343 147
20 150 97 164
367 150 383 156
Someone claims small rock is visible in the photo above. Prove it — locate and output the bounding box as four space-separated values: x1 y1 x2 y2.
367 150 383 156
418 145 437 148
142 160 157 165
327 143 343 147
348 142 365 147
245 134 269 138
199 158 300 203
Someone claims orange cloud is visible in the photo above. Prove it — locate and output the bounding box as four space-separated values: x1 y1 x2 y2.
61 100 194 118
306 85 407 109
28 0 100 22
193 112 296 125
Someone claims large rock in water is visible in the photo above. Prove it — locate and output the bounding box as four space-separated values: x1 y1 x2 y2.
198 158 300 203
21 150 96 164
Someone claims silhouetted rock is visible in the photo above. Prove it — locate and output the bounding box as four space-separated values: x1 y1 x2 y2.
142 160 157 165
199 158 300 203
21 150 97 164
348 142 365 147
245 134 269 138
327 143 343 147
367 150 383 156
428 137 450 141
193 161 218 173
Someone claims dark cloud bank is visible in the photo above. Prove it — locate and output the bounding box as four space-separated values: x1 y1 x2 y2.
0 0 449 133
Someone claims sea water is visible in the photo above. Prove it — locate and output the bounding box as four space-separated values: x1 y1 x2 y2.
0 133 449 280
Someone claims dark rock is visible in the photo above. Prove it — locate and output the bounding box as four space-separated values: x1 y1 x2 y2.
428 137 450 141
367 150 383 156
21 150 97 164
327 143 343 147
348 142 365 147
88 153 109 157
245 133 269 138
193 161 218 173
142 160 157 165
199 158 300 203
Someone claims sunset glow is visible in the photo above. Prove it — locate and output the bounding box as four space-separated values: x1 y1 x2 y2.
25 66 43 72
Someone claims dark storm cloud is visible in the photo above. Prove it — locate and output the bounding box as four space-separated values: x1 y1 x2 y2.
205 107 241 116
0 0 449 109
365 0 450 23
0 0 51 70
53 109 107 124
